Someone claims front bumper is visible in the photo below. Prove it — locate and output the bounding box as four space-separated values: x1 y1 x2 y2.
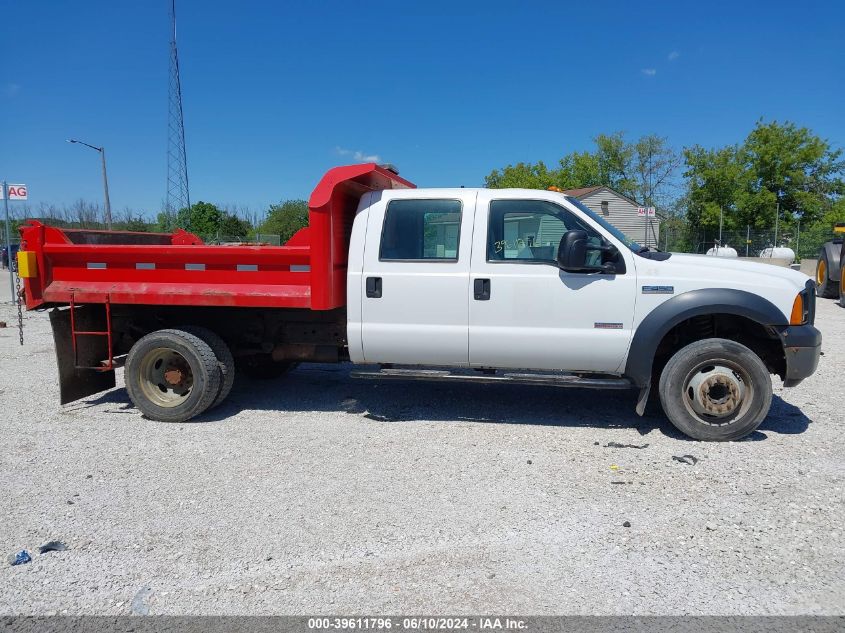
774 324 822 387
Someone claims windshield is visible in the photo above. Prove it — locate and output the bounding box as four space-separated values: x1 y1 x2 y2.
565 196 643 252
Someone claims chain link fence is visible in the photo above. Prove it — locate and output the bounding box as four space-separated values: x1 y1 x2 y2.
658 225 829 261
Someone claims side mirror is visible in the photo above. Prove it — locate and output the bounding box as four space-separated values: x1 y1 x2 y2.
557 230 618 273
557 230 589 270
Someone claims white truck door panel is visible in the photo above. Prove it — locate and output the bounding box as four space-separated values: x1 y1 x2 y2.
360 191 477 366
469 193 638 372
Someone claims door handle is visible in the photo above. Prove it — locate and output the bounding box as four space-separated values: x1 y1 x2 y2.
366 276 382 298
474 278 491 301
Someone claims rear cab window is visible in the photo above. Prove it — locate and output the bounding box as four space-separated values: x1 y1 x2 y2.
380 199 463 261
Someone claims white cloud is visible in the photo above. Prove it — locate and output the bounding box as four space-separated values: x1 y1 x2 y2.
334 146 382 163
354 151 381 163
668 51 680 61
641 68 657 76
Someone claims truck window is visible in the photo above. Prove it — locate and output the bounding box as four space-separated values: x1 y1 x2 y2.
487 199 599 263
379 199 462 261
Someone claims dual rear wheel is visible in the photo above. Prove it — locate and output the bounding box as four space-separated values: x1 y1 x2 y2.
125 327 235 423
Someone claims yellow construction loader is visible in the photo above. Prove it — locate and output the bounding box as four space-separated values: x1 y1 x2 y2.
815 223 845 306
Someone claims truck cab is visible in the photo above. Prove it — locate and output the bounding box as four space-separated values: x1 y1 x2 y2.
347 188 639 372
345 185 821 441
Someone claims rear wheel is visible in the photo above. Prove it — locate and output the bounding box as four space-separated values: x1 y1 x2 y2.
816 251 837 298
180 326 235 409
658 338 772 441
125 328 221 422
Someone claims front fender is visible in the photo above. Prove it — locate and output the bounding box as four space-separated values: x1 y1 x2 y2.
624 288 787 387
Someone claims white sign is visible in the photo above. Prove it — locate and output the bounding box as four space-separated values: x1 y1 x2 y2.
1 184 28 200
637 206 656 217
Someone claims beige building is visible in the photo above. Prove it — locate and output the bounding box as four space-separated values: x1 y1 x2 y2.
563 186 660 249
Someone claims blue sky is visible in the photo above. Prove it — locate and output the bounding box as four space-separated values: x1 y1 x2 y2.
1 0 843 217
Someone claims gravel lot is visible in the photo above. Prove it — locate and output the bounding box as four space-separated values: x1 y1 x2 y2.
0 270 843 615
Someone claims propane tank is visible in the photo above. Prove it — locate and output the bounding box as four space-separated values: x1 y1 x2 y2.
706 245 738 257
759 246 796 262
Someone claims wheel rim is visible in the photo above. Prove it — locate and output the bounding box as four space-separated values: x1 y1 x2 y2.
682 359 753 426
816 259 826 285
137 347 194 408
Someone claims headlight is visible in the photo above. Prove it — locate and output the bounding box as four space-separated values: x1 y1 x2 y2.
790 293 805 325
790 281 816 325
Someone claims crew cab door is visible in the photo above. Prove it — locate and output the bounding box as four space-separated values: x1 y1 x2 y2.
468 193 637 372
360 192 477 366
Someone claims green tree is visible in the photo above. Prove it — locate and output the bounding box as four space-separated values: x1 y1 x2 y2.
683 120 845 231
683 145 747 229
633 134 683 209
175 201 223 236
741 120 844 226
156 201 252 240
258 200 309 244
485 132 680 210
484 161 559 189
156 209 177 233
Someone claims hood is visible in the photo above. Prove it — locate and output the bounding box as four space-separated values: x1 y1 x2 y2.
667 253 810 285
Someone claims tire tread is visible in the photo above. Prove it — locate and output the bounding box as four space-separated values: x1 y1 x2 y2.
179 326 235 409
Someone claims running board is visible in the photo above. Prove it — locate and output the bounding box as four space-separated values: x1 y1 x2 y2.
350 367 632 390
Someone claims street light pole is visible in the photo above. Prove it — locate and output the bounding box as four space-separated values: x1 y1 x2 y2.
67 139 113 229
99 147 112 230
3 181 14 304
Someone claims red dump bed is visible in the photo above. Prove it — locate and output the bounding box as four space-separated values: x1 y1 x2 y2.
19 164 414 311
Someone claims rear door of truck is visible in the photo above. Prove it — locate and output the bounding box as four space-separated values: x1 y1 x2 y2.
359 191 477 366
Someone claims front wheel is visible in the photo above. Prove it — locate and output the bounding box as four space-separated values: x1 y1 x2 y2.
658 338 772 441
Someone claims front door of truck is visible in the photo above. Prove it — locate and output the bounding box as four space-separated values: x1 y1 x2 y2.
468 193 637 373
360 192 477 366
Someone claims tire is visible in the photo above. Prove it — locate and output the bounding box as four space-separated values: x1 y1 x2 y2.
658 338 772 441
125 328 221 423
237 354 294 380
840 268 845 308
816 251 837 298
180 326 235 409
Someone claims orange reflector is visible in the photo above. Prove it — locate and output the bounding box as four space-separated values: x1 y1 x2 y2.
790 294 804 325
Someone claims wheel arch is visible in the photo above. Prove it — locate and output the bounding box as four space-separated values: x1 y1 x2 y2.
624 289 786 387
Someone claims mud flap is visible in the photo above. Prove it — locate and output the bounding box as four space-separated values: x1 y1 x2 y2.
635 381 651 416
50 307 115 405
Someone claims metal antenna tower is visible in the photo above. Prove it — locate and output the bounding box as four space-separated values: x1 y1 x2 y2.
166 0 190 214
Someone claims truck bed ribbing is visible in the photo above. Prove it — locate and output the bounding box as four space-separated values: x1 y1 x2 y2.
19 163 414 311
